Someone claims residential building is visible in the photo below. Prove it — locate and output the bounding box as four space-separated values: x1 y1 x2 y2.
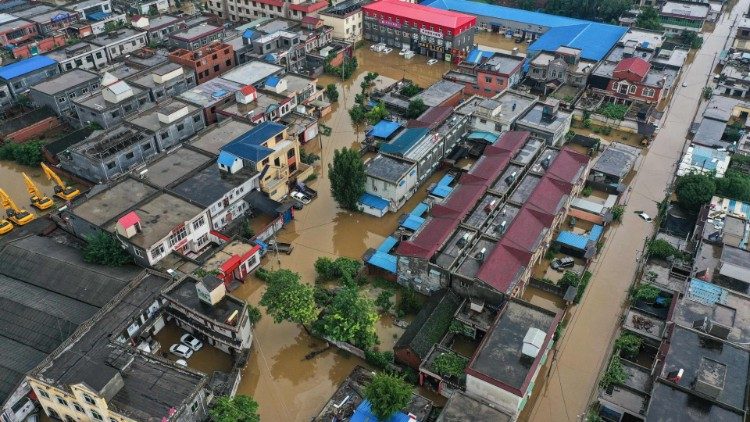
206 0 329 23
170 24 226 50
364 154 418 212
217 121 302 201
125 99 206 151
0 18 36 46
89 28 148 61
320 0 367 41
169 42 236 84
515 99 572 146
245 28 306 69
437 391 513 421
29 69 101 117
128 62 197 102
586 142 640 193
718 63 750 98
14 5 81 36
140 14 185 44
220 59 285 89
455 90 537 136
0 236 141 422
218 84 298 123
677 145 731 177
465 300 560 419
659 1 709 34
445 49 524 97
589 57 678 105
0 55 59 104
178 78 243 124
73 73 153 129
526 46 594 90
734 16 750 52
46 41 108 72
27 270 210 422
61 126 158 182
115 0 170 15
362 0 476 63
66 0 126 35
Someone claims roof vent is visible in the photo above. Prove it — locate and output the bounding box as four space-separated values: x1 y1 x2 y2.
666 368 684 383
484 199 497 213
505 171 517 185
457 233 470 248
694 357 726 399
541 155 552 170
495 220 507 233
522 327 546 358
475 247 486 262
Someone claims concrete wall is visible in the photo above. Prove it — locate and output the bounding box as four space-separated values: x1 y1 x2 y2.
365 162 417 211
3 65 60 97
320 11 363 41
149 110 206 151
102 32 148 61
396 257 449 295
74 91 152 128
465 375 521 417
57 47 108 72
65 135 158 182
30 80 101 116
2 116 62 142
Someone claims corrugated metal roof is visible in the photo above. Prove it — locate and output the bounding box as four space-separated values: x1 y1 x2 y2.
364 0 476 29
368 119 401 139
380 127 429 155
556 230 589 250
377 236 398 253
366 251 397 273
359 192 389 210
401 214 426 231
0 56 57 80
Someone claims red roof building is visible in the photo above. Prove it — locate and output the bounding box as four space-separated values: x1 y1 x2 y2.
613 57 651 82
597 56 672 105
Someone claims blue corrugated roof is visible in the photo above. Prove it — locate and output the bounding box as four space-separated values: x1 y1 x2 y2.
366 252 397 273
380 127 429 155
401 214 426 231
351 400 410 422
466 48 495 64
588 224 603 241
87 11 110 21
691 145 727 171
437 174 454 187
220 121 285 163
243 29 255 39
359 193 389 210
0 56 57 80
217 151 237 167
410 201 429 217
266 75 281 87
423 0 627 61
431 185 453 198
556 231 589 250
467 131 499 144
367 120 401 139
377 236 398 253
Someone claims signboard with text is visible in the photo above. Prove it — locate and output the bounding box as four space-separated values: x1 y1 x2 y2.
379 19 401 29
420 28 444 39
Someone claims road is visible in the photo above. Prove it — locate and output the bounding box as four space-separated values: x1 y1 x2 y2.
523 3 749 420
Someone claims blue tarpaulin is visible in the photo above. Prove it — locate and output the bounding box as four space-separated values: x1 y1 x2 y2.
377 236 398 253
588 224 603 241
401 214 426 231
556 231 589 250
367 252 397 273
367 120 401 139
359 193 389 211
351 400 410 422
87 11 110 21
431 174 454 198
410 201 429 217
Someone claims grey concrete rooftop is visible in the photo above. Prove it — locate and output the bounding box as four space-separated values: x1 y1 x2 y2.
517 104 570 134
190 118 253 155
365 154 413 184
170 23 221 41
435 227 476 270
491 164 524 195
141 147 212 188
220 61 284 87
126 99 199 133
646 381 743 422
89 28 146 46
508 174 541 205
592 142 640 179
178 78 242 108
436 391 511 422
164 276 245 325
415 79 463 107
30 69 99 95
456 237 498 279
129 63 186 89
470 300 556 390
513 137 544 165
73 178 157 226
673 278 750 345
171 165 257 208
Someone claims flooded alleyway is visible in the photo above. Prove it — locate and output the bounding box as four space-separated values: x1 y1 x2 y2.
521 3 749 420
232 47 452 421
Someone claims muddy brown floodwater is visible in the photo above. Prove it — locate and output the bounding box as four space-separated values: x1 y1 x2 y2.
231 47 454 421
0 161 57 214
521 3 750 421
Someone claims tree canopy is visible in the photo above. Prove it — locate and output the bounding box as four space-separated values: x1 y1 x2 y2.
259 269 317 326
325 84 339 102
544 0 631 23
328 147 366 211
209 395 260 422
314 285 379 349
363 373 412 421
83 232 132 266
675 173 715 212
0 141 44 166
366 102 390 125
635 6 662 30
406 98 428 119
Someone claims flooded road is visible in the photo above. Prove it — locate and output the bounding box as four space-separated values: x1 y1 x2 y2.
522 3 748 421
232 47 452 421
0 161 57 214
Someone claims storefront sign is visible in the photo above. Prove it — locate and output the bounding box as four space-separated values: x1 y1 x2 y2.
420 28 444 39
380 19 401 29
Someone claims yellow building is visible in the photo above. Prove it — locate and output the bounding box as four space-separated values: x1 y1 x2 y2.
319 0 367 42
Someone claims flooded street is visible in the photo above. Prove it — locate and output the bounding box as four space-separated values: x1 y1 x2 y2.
232 47 452 421
522 3 749 420
0 161 57 212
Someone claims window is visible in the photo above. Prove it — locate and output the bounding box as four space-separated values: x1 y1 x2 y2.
168 226 188 247
151 243 165 257
214 65 220 72
226 59 231 66
38 390 50 399
74 403 85 413
642 87 655 97
106 162 116 170
192 216 205 230
485 76 492 83
160 131 168 139
56 396 68 406
287 149 295 158
58 96 66 103
96 52 103 59
628 85 637 94
125 152 134 160
193 115 201 123
143 143 152 150
47 409 59 419
66 416 76 422
91 410 103 421
83 395 96 405
191 401 200 413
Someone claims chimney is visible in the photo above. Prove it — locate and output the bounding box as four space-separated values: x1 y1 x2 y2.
542 99 560 122
475 247 486 261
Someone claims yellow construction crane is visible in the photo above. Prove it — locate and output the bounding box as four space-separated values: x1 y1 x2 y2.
22 173 54 210
0 188 35 226
41 163 80 201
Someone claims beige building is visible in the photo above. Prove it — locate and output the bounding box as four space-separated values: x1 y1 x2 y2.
319 0 369 41
206 0 330 22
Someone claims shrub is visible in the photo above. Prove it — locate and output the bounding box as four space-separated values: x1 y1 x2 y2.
614 333 642 359
375 290 394 313
647 239 679 260
611 205 624 222
582 186 593 197
364 349 394 370
599 356 628 389
246 305 262 325
632 283 660 303
398 289 420 315
83 232 132 266
430 352 467 379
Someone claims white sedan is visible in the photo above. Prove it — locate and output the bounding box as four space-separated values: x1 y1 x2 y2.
291 191 311 204
169 343 193 359
180 334 203 351
427 59 438 65
637 212 653 222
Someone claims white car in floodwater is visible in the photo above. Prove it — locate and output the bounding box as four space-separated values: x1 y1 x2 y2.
169 344 193 359
427 59 438 65
637 212 653 222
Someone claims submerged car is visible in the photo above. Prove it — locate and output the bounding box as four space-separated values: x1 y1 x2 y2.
551 257 575 271
427 59 438 65
291 191 311 204
637 212 653 222
169 343 193 359
180 334 203 351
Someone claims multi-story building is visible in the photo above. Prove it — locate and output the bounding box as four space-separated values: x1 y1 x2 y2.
217 121 301 201
89 28 148 61
125 99 206 151
589 56 677 106
527 46 594 90
61 126 158 182
206 0 329 23
139 14 185 44
659 1 709 34
13 5 81 36
169 42 236 84
364 154 418 212
128 62 197 102
362 0 476 63
319 0 369 41
46 41 108 72
0 18 36 46
0 55 59 103
73 73 153 129
178 78 243 124
170 23 225 50
29 69 101 117
445 50 524 97
115 0 170 15
66 0 126 35
455 90 537 136
515 99 572 146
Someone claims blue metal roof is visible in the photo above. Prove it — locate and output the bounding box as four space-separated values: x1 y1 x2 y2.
588 224 603 241
367 120 401 139
359 193 389 210
217 151 237 167
377 236 398 253
466 48 495 64
431 185 453 198
366 252 397 273
243 29 255 39
691 145 728 171
423 0 627 61
401 214 426 231
467 131 499 144
351 400 409 422
688 278 728 306
266 75 281 87
379 127 429 155
0 56 57 80
556 231 589 250
87 11 110 21
410 201 429 217
220 121 285 163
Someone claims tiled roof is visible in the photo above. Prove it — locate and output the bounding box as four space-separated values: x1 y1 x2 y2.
364 0 476 30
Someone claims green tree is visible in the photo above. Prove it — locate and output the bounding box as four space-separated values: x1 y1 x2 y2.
702 86 713 100
325 83 339 102
375 290 393 313
647 239 679 260
430 351 468 379
399 84 422 97
364 373 412 421
599 356 628 389
328 147 366 211
259 269 317 326
559 271 581 289
716 172 750 202
0 141 44 166
314 285 378 348
611 205 624 222
679 30 702 49
635 6 662 30
209 395 260 422
675 173 716 212
632 283 660 303
405 98 428 119
83 232 132 266
246 304 262 325
365 101 389 125
614 333 642 359
349 104 367 126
